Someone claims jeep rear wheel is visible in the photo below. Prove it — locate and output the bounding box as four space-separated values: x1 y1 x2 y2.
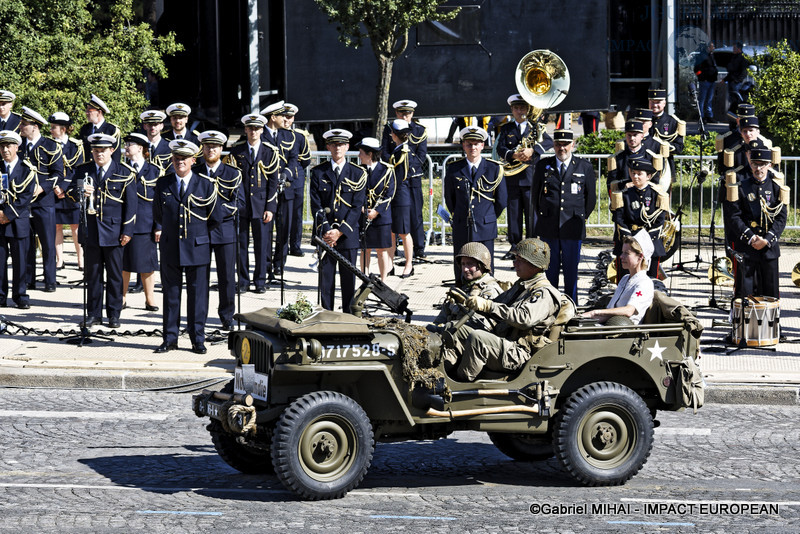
271 391 374 500
488 432 554 462
555 382 653 486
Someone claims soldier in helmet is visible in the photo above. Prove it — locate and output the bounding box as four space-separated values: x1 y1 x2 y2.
430 242 502 328
452 238 568 382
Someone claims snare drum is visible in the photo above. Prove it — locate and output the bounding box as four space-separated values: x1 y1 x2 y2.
731 297 780 347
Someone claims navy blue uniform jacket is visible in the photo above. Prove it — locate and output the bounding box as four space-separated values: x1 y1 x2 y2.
444 157 507 243
310 161 367 250
533 155 597 240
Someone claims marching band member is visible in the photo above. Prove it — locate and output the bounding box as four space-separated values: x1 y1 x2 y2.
387 119 419 278
163 103 200 145
532 129 597 303
0 91 21 133
444 126 507 283
195 130 243 330
283 103 311 257
66 133 136 328
611 157 669 278
607 119 665 193
723 143 787 298
380 100 428 259
227 113 280 294
20 107 64 293
356 137 395 282
153 140 221 354
78 95 121 162
648 88 685 192
141 109 171 172
0 130 36 309
310 128 367 312
120 133 160 313
496 93 552 259
50 112 85 271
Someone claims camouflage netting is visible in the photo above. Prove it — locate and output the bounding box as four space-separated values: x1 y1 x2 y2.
369 317 447 392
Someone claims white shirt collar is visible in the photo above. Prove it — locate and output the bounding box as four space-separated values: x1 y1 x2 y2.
468 157 483 172
4 157 19 174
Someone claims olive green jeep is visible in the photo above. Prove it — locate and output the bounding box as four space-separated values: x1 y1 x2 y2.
192 289 705 500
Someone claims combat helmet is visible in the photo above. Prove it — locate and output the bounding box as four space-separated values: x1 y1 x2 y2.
513 237 550 270
456 242 493 272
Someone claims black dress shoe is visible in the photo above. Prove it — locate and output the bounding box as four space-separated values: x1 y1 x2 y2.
129 285 143 294
501 251 514 261
254 286 267 294
414 252 427 259
121 302 128 310
16 302 30 310
388 268 395 277
289 250 305 257
80 316 102 328
399 268 415 279
107 319 120 329
273 267 283 277
44 284 56 292
221 321 233 331
145 303 159 312
236 285 248 294
191 343 207 355
154 341 178 354
27 283 36 291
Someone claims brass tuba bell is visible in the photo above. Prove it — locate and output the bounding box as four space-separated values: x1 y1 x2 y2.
504 50 570 176
707 257 735 286
792 262 800 287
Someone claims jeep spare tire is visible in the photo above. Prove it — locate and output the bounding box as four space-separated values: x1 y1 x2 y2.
555 381 654 486
271 391 374 500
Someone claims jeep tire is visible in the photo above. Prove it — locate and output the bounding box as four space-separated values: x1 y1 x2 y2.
488 432 555 462
555 381 654 486
271 391 374 500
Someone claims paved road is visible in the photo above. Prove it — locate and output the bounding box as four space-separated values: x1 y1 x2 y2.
0 388 797 532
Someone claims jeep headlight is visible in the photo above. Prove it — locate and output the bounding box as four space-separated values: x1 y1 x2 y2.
296 337 323 363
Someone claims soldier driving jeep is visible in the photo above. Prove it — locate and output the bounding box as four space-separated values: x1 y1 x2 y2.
449 237 576 381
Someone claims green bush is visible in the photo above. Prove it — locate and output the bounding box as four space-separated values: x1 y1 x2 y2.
575 129 626 155
750 40 800 155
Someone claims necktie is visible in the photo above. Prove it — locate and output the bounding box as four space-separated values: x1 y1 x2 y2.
176 134 183 140
0 120 5 131
150 144 155 156
560 163 567 179
334 166 341 178
133 162 139 173
92 125 97 135
97 167 104 182
208 167 214 177
470 165 477 180
250 147 256 161
180 178 186 199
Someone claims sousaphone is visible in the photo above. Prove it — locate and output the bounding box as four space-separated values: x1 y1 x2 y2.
504 50 570 176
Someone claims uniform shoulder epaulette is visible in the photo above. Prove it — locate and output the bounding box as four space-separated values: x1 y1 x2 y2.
68 137 82 146
610 190 623 210
758 134 773 149
715 131 732 152
198 172 215 183
263 140 279 152
446 157 465 166
485 157 503 166
674 116 686 137
350 162 366 171
230 139 247 148
191 129 200 136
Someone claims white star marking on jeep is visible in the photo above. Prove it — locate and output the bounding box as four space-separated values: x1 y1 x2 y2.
647 340 667 362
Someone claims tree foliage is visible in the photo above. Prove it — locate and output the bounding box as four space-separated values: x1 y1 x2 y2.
0 0 181 133
313 0 459 135
750 40 800 155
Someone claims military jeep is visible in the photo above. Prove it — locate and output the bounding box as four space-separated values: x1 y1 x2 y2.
192 290 705 500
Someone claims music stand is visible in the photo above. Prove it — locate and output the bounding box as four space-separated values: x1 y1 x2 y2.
63 176 112 346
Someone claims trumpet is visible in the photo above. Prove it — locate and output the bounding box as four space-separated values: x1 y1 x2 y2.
84 172 97 215
504 50 571 176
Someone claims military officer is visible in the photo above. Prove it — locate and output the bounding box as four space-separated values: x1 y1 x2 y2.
153 140 222 354
631 107 671 160
387 119 420 278
50 112 86 271
140 109 171 171
78 94 121 162
717 111 769 176
532 129 597 303
20 107 64 293
611 158 669 278
0 130 36 309
356 137 395 281
496 93 553 259
648 88 685 191
163 103 200 145
723 144 787 298
227 113 279 293
261 101 299 280
607 120 665 192
444 126 507 283
66 134 136 328
0 91 21 133
195 130 243 330
430 242 502 333
310 129 367 312
453 238 566 382
282 103 311 257
380 99 428 259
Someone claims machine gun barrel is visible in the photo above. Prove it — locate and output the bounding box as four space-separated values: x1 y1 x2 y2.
312 235 412 322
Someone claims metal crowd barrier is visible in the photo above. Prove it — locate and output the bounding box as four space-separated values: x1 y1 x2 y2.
302 151 800 239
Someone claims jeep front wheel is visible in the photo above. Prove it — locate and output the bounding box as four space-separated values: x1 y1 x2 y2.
555 381 654 486
488 432 554 461
271 391 374 500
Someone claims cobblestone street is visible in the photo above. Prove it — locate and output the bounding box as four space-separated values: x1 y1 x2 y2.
0 388 796 532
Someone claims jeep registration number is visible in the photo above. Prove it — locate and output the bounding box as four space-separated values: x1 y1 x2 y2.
320 344 394 360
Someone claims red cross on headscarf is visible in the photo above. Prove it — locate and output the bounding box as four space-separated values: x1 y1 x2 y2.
636 291 642 297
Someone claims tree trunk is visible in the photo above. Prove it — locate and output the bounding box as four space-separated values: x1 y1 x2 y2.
142 0 158 28
374 55 393 137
